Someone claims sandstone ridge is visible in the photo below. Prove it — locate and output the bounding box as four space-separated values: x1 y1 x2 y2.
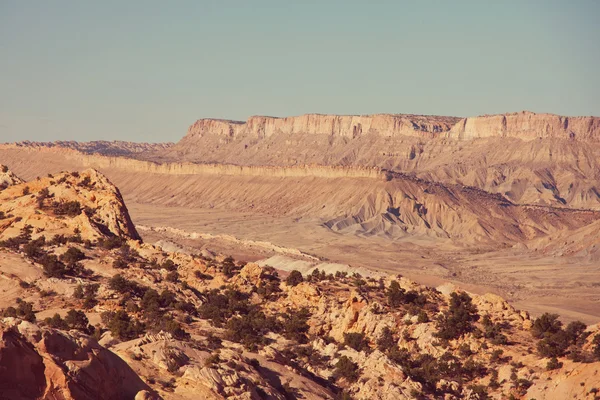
186 111 600 141
186 114 461 139
447 111 600 141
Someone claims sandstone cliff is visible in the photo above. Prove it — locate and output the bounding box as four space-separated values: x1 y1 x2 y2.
447 111 600 141
0 320 157 400
185 114 461 139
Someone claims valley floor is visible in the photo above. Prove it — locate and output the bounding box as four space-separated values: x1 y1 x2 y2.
128 202 600 325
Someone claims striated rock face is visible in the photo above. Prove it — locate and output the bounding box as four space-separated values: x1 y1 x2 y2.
447 111 600 141
186 114 461 139
0 320 157 400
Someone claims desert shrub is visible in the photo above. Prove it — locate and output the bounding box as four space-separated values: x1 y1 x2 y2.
334 356 360 381
565 320 587 344
417 310 429 323
377 327 396 352
387 345 411 367
198 288 252 326
108 274 146 297
344 332 369 352
531 313 580 358
60 247 86 264
546 356 563 370
1 165 7 173
592 334 600 360
36 187 50 208
101 310 145 340
52 200 81 217
166 271 179 282
256 279 281 299
161 259 177 271
281 307 310 343
45 313 67 329
386 280 405 307
3 299 36 322
285 270 304 287
531 313 562 339
22 186 30 196
225 309 275 350
113 258 128 269
404 290 427 306
490 349 504 363
78 176 92 188
435 292 479 340
64 309 89 332
467 385 489 400
156 315 190 340
73 284 85 299
98 235 125 250
40 254 69 278
23 237 47 260
481 315 508 345
194 270 213 280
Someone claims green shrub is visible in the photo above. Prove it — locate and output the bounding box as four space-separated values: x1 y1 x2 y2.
546 356 563 370
225 309 275 350
334 356 360 381
435 292 479 340
52 200 81 217
377 327 396 352
60 247 85 264
531 313 562 339
344 332 369 352
101 310 145 340
285 270 304 287
281 307 310 343
386 280 406 307
45 313 67 329
108 274 146 297
64 309 89 331
3 300 36 322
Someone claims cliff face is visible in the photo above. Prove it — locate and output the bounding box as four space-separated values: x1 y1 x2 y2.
185 114 461 139
185 111 600 142
447 111 600 141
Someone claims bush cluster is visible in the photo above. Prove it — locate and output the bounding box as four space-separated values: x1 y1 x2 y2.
435 292 479 340
531 313 588 358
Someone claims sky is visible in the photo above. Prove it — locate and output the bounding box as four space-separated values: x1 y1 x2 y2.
1 1 599 143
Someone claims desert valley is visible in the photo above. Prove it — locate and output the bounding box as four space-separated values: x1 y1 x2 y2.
0 111 599 399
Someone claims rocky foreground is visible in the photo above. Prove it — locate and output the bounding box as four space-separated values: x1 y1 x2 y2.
0 167 599 399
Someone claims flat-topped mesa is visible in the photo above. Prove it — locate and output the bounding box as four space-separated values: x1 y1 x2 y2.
186 114 461 139
447 111 600 141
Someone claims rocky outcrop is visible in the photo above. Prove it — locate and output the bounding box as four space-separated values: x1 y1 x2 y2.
447 111 600 141
186 114 461 140
0 168 140 242
0 164 23 188
0 320 157 400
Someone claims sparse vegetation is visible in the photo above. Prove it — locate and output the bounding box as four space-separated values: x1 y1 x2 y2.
435 292 479 340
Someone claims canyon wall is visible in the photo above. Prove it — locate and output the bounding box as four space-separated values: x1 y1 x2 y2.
184 112 600 142
185 114 461 139
447 111 600 141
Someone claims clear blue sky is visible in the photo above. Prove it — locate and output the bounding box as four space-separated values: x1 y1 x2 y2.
1 1 599 143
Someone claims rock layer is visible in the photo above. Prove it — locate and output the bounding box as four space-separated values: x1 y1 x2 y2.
186 114 461 139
